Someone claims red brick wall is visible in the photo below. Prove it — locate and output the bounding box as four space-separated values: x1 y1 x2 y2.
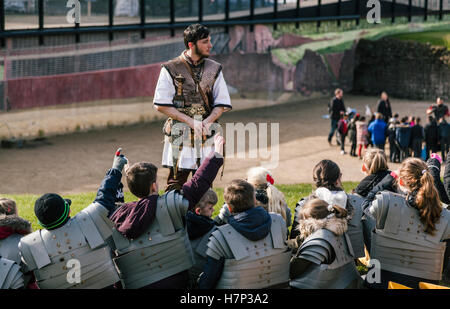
7 63 162 110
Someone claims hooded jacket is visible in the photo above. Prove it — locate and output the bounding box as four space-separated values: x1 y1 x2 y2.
355 170 394 198
186 211 216 240
198 206 271 289
0 215 32 241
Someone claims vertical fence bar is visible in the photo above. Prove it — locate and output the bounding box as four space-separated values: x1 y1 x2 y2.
0 0 5 47
296 0 300 28
355 0 360 26
199 0 203 23
170 0 175 37
274 0 278 30
424 0 428 21
408 0 412 22
391 0 396 23
439 0 443 20
317 0 321 28
109 0 113 41
337 0 342 26
38 0 44 45
225 0 229 33
75 22 80 43
250 0 255 32
140 0 145 39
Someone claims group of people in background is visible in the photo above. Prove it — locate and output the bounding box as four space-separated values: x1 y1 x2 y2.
328 89 449 164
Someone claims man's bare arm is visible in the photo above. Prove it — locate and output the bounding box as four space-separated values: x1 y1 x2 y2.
203 107 224 135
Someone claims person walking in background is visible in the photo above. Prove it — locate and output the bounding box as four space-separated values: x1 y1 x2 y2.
368 113 387 151
427 97 449 122
356 116 369 159
410 117 424 158
438 117 450 162
337 112 349 155
327 88 346 146
396 117 412 161
348 113 360 157
388 114 400 163
376 92 392 123
424 116 439 161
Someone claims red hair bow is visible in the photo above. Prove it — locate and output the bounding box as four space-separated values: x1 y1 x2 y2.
266 174 274 185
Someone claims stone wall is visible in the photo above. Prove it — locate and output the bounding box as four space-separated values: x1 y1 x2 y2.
293 45 356 95
353 38 450 100
213 52 285 93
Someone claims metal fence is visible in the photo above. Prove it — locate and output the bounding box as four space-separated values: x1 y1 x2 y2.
0 0 448 46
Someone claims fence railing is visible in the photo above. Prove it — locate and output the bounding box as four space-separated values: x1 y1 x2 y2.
0 0 448 47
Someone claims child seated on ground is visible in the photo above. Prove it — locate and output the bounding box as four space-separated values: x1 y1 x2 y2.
246 166 291 230
186 189 219 288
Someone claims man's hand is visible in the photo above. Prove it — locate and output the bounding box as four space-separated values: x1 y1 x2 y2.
214 134 224 156
202 119 213 136
112 148 128 172
188 118 203 139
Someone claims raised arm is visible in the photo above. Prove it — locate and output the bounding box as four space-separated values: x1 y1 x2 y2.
427 155 450 204
181 134 224 211
93 148 128 216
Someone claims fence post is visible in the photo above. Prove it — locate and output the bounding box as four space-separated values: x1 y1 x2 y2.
0 0 5 48
337 0 342 26
109 0 114 41
140 0 145 39
439 0 443 20
199 0 203 23
391 0 396 23
296 0 300 28
38 0 44 45
317 0 321 28
355 0 360 26
250 0 255 32
225 0 229 33
408 0 412 22
424 0 428 21
274 0 278 30
170 0 175 37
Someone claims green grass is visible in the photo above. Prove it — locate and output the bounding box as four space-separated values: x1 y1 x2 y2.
386 30 450 49
3 182 360 232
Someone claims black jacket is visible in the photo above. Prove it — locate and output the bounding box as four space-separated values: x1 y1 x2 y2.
411 124 424 141
376 99 392 122
355 170 395 198
328 97 346 121
424 121 439 145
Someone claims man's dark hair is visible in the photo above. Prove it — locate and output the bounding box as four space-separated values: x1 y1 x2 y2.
126 162 158 198
224 179 255 213
184 23 210 49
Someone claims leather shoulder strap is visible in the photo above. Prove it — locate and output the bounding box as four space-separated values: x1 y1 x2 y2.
179 56 211 113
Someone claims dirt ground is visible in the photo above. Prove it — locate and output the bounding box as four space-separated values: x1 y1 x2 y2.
0 94 434 195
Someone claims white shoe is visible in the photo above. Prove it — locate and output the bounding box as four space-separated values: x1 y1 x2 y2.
340 150 346 155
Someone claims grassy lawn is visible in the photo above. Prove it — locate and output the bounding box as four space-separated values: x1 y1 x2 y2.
2 182 360 231
387 30 450 49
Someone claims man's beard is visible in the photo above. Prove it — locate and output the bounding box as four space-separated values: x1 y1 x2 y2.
194 44 210 59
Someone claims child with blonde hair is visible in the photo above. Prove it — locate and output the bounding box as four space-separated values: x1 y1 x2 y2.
355 149 395 198
246 166 291 228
